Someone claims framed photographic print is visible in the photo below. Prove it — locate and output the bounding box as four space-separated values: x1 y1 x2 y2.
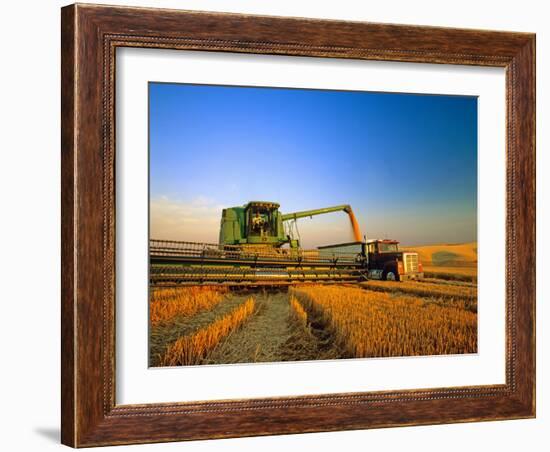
61 3 536 447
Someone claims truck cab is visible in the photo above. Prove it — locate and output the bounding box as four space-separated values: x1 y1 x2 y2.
366 239 423 281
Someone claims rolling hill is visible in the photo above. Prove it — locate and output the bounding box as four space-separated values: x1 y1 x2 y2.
401 242 477 267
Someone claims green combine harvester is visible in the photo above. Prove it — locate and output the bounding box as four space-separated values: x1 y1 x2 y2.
149 201 423 286
218 201 361 249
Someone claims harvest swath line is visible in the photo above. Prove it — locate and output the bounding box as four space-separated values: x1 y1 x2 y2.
159 297 256 366
291 285 477 358
289 295 308 330
149 291 254 365
421 278 477 288
361 280 477 301
423 266 477 283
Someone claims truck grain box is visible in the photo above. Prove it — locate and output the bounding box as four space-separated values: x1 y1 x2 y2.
318 241 364 255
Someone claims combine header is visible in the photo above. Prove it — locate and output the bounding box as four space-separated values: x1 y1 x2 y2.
150 201 423 286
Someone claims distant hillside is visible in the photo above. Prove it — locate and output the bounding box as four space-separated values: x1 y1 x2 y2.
401 242 477 267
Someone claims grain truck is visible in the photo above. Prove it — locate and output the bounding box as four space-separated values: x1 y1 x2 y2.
318 239 424 281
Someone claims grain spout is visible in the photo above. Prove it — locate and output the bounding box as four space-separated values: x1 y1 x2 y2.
347 207 362 242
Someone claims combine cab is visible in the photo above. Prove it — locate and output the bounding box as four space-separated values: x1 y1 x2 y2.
150 201 423 286
219 201 361 249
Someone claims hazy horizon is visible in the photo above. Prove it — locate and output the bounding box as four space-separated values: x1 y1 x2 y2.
149 83 477 248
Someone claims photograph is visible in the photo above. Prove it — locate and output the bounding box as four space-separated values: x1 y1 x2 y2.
148 82 479 367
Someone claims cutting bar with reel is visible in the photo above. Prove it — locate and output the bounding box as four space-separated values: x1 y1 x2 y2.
150 239 367 287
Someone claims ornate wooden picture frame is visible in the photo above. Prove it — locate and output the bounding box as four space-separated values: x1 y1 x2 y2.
61 3 535 447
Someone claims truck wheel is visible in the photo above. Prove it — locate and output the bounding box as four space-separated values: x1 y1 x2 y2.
385 270 398 281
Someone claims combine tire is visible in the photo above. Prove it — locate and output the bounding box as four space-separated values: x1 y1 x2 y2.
384 269 399 281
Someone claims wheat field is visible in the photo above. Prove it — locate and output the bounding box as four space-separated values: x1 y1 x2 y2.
159 297 256 366
290 285 477 357
364 280 477 304
150 286 228 326
150 262 478 365
289 295 308 329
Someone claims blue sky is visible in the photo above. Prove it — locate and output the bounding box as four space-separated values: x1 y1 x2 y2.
149 82 477 247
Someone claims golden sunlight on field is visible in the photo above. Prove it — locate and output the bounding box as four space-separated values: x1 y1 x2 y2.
363 280 477 305
290 285 477 357
159 297 256 366
149 264 478 366
149 286 228 326
289 295 308 329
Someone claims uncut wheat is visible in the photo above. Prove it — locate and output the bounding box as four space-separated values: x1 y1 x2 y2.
289 295 308 329
150 286 228 326
290 285 476 358
365 280 477 303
